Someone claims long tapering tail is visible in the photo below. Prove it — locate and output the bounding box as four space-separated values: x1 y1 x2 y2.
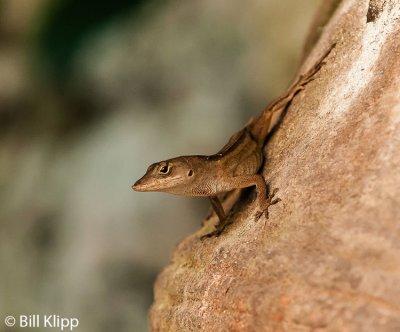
249 43 336 146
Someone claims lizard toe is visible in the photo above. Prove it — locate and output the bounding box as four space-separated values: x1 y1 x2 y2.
200 229 222 240
256 187 281 221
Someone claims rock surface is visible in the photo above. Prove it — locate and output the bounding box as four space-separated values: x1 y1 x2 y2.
150 1 400 330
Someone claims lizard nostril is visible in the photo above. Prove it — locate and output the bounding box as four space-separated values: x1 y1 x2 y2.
188 170 193 177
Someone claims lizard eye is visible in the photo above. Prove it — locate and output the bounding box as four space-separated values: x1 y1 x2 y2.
159 164 170 174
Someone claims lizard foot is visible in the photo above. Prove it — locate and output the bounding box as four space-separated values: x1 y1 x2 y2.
200 219 233 240
255 187 281 220
200 228 223 240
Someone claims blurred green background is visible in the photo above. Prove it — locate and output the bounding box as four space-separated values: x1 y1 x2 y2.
0 0 319 330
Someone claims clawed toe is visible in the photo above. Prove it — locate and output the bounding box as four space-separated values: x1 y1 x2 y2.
270 197 281 205
200 218 232 239
255 210 263 219
256 187 281 221
200 230 221 240
200 228 223 240
270 187 279 198
266 187 280 206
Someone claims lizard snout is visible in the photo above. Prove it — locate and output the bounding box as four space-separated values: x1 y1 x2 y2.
132 174 156 192
132 178 146 191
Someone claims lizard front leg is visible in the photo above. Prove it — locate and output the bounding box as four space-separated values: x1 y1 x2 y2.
209 196 226 222
201 175 280 239
203 189 242 225
201 196 234 239
226 175 280 217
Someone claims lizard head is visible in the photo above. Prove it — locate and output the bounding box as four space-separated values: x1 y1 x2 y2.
132 157 195 193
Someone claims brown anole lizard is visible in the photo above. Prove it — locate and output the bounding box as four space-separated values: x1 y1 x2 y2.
132 45 334 238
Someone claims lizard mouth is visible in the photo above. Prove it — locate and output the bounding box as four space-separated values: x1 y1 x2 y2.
131 178 151 191
132 175 184 192
132 176 164 192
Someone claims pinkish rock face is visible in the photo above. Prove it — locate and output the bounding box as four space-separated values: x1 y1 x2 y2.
150 1 400 331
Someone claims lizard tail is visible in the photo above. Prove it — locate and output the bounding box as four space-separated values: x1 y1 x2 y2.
249 43 336 146
250 98 290 146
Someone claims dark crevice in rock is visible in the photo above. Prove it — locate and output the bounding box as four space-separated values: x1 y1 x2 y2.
367 0 385 23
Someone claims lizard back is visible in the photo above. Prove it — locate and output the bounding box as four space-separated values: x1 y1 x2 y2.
213 128 263 177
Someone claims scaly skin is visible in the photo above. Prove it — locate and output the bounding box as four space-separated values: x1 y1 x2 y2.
133 45 335 238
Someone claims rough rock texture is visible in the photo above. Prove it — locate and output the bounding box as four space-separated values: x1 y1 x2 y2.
150 1 400 331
